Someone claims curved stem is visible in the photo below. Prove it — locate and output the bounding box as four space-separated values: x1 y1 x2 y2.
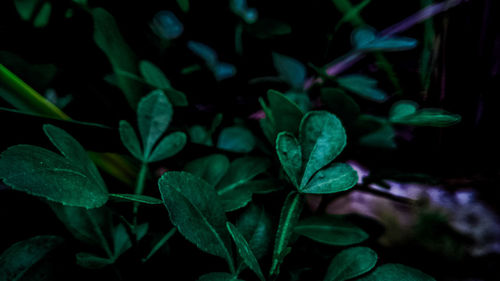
133 162 148 233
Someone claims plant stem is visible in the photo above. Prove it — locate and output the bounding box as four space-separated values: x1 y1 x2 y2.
141 228 177 263
133 162 149 233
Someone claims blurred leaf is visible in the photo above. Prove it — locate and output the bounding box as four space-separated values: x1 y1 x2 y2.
236 205 273 260
0 236 63 281
299 111 346 188
0 126 109 208
227 222 265 281
231 0 258 24
214 63 237 81
189 125 213 146
150 11 184 40
285 91 311 112
276 132 302 188
294 215 368 246
113 223 132 258
148 131 186 162
92 8 144 108
357 264 435 281
109 193 163 205
359 117 396 149
49 204 112 247
76 252 113 269
177 0 190 12
300 163 358 194
337 75 387 102
198 272 242 281
188 41 219 68
159 172 234 271
352 27 417 51
139 60 172 89
247 18 292 39
389 101 461 127
33 2 51 28
137 90 173 157
119 120 143 161
273 53 306 89
217 126 255 153
270 192 304 277
14 0 38 21
324 247 377 281
334 0 372 31
320 88 360 124
268 89 304 134
184 154 230 186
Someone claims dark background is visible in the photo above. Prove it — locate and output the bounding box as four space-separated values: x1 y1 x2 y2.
1 0 500 280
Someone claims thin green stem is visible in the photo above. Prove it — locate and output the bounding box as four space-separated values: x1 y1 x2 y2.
133 162 149 233
141 228 177 263
88 214 114 259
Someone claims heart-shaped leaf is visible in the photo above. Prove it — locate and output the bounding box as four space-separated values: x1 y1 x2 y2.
184 154 230 186
227 222 265 281
270 192 304 277
294 215 368 246
119 120 143 161
198 272 243 281
324 247 377 281
268 89 304 134
147 131 186 162
137 90 173 157
158 172 234 271
273 53 306 89
276 132 302 187
357 263 435 281
0 236 64 281
236 205 273 260
337 75 387 102
217 126 255 153
300 163 358 194
299 111 346 188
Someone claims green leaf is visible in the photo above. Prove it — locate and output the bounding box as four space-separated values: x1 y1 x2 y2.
49 204 112 247
177 0 190 12
184 154 230 186
198 272 242 281
113 223 132 258
147 131 186 162
358 117 396 149
92 8 143 108
0 144 108 208
33 2 52 28
272 53 306 89
299 111 346 188
337 75 387 102
109 193 163 205
320 88 360 124
189 125 213 146
324 247 377 281
227 223 265 281
247 19 292 39
139 60 171 89
137 90 173 157
352 27 417 51
119 120 144 161
217 157 270 192
357 264 435 281
270 192 304 277
276 132 302 187
236 205 272 260
158 172 234 271
294 215 368 246
217 126 256 153
268 89 304 134
0 236 63 281
216 157 270 212
43 124 107 193
389 101 461 127
300 163 358 194
76 252 113 269
14 0 38 21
